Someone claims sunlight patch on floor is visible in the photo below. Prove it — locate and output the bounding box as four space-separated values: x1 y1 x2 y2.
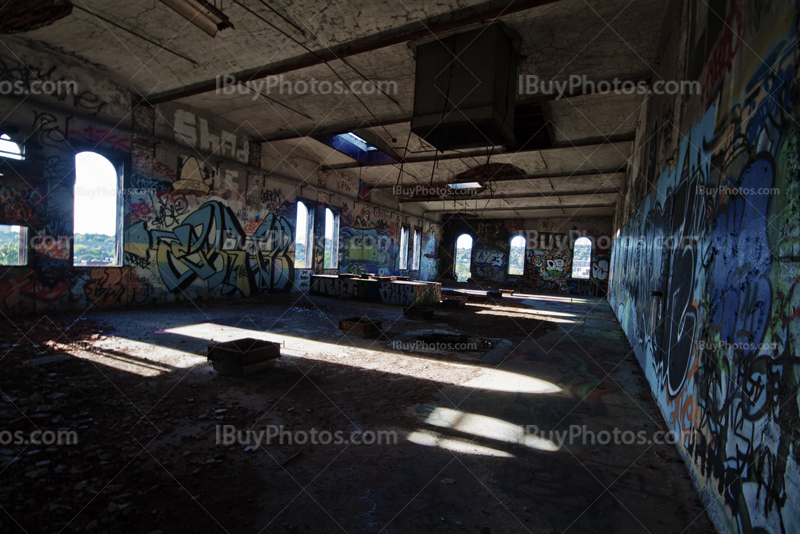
166 323 562 394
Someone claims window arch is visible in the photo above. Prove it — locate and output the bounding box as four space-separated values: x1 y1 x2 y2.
571 237 592 279
73 152 119 266
454 233 473 281
508 235 526 275
0 134 23 160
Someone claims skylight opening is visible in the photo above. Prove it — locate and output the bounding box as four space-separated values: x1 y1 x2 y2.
312 132 394 166
341 132 378 151
448 182 482 189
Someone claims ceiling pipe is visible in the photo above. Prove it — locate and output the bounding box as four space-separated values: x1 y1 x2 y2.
159 0 233 37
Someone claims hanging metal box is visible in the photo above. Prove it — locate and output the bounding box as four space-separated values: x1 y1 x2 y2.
411 24 521 151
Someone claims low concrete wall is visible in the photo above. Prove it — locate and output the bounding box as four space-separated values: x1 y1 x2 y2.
310 275 441 306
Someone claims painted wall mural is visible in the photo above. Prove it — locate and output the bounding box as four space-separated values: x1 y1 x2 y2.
609 3 800 532
122 160 302 301
0 95 438 313
440 218 610 295
525 247 572 294
336 202 438 280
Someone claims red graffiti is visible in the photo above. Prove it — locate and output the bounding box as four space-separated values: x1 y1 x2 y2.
129 200 153 222
69 125 131 151
153 161 176 180
702 3 743 105
84 267 148 307
33 236 70 260
0 270 70 310
243 219 263 235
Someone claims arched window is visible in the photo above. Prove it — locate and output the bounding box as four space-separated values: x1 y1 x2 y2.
295 200 314 269
455 234 473 281
323 207 339 269
0 134 23 160
571 237 592 279
73 152 119 266
508 235 526 275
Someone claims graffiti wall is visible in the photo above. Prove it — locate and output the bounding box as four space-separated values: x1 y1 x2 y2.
0 44 439 314
441 216 612 296
338 201 439 280
609 2 800 532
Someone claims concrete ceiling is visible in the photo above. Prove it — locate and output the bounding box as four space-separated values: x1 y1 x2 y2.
9 0 670 219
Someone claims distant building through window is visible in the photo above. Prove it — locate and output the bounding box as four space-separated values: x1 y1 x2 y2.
508 235 525 275
73 152 119 266
455 234 473 281
571 237 592 279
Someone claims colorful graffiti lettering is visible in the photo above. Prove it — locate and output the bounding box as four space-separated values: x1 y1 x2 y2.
125 200 295 295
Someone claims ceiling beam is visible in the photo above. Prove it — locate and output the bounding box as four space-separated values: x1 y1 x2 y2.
438 206 615 218
423 201 617 213
514 75 652 107
371 168 626 188
258 116 410 143
259 84 646 143
145 0 562 104
399 188 622 203
326 134 635 169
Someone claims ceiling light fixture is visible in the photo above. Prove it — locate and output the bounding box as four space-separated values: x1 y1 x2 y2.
160 0 233 37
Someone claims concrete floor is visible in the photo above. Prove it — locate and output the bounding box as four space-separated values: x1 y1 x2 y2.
0 293 714 533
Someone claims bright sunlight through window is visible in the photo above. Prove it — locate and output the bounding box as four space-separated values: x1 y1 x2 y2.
73 152 119 266
295 201 314 269
324 207 339 270
571 237 592 279
508 235 525 275
455 234 473 281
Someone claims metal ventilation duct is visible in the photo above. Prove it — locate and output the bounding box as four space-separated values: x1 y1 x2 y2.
410 23 521 152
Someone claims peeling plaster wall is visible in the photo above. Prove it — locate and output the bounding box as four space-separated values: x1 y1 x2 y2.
441 216 611 295
609 1 800 532
0 43 439 315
